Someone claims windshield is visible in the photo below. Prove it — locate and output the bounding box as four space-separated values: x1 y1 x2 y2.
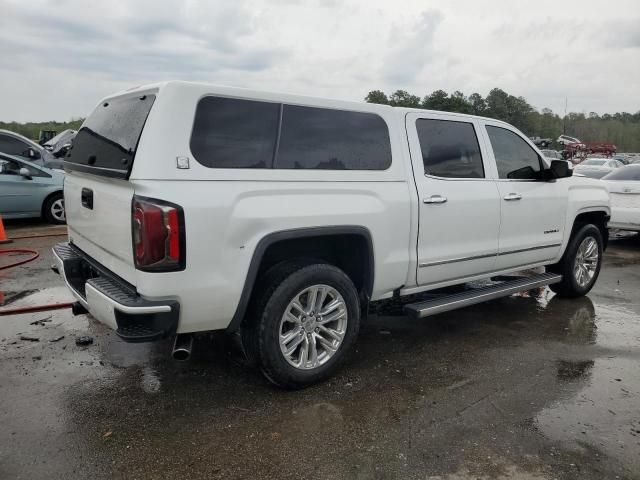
581 159 606 166
603 165 640 181
64 94 155 178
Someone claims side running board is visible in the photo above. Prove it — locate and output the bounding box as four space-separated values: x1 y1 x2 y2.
404 273 562 320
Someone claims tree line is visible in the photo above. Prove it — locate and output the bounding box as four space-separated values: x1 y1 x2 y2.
365 88 640 152
0 119 84 143
2 88 639 151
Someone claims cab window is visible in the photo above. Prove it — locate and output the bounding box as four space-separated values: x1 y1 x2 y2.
416 119 484 178
486 126 543 180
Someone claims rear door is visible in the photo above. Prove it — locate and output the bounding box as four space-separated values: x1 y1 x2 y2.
63 93 156 283
406 112 501 286
481 122 567 270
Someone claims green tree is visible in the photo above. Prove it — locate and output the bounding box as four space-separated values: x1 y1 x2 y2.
469 93 486 115
363 87 640 150
388 90 421 108
422 89 449 110
364 90 389 105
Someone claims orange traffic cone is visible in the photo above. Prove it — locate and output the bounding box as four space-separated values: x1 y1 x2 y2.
0 215 12 244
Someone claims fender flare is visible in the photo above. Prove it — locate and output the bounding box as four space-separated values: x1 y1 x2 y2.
226 225 374 333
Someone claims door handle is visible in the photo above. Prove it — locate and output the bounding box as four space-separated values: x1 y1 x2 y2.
423 195 448 204
503 193 522 201
81 188 93 209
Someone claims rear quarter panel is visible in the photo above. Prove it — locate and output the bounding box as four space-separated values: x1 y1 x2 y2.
133 180 412 332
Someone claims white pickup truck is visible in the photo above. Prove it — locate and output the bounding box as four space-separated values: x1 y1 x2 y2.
53 81 610 388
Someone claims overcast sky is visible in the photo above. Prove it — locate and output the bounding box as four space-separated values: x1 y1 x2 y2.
1 0 638 122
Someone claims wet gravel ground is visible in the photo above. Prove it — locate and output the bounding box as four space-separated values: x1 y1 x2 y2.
1 221 639 479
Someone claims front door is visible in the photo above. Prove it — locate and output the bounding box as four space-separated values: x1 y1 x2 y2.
406 113 501 286
481 122 567 270
0 158 48 216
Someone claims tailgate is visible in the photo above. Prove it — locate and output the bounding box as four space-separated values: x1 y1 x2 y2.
65 173 137 285
62 91 157 286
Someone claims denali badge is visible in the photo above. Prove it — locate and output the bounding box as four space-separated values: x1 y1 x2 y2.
544 229 559 234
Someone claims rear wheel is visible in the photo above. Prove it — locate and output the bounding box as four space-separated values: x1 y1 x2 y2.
43 192 66 224
243 262 360 389
549 224 603 297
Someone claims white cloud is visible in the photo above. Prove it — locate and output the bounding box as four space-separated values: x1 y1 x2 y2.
0 0 638 121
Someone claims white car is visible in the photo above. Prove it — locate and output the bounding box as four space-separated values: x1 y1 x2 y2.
574 158 625 179
557 134 583 146
52 81 610 388
603 164 640 232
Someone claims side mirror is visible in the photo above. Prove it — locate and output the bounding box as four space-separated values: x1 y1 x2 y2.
28 148 41 160
19 167 33 179
549 160 572 179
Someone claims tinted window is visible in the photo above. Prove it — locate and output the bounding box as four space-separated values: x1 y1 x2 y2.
190 96 279 169
0 157 45 177
0 135 30 157
0 158 21 174
416 119 484 178
275 105 391 170
486 126 542 180
603 165 640 181
66 94 156 178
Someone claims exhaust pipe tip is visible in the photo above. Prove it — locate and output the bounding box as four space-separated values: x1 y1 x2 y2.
172 334 193 361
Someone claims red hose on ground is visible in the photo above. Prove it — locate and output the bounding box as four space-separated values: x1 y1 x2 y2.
1 248 74 315
9 232 68 240
0 248 40 270
0 302 75 316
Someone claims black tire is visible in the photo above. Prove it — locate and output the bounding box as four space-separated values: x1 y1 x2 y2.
43 192 66 225
548 224 603 298
243 262 360 389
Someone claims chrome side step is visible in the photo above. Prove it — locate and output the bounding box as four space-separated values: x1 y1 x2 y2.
403 273 562 320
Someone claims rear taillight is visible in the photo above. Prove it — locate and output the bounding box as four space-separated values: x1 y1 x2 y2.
132 196 185 271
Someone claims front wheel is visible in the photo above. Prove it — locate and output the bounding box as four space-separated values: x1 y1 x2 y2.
549 224 603 297
244 262 360 389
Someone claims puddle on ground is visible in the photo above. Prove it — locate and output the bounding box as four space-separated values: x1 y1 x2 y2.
0 286 75 309
535 297 640 472
0 308 90 342
536 357 640 472
0 289 38 306
556 359 595 381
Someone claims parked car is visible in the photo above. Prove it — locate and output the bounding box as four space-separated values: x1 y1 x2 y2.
612 154 629 165
574 158 624 179
557 134 583 147
44 129 77 158
540 149 561 160
602 164 640 232
540 149 573 169
530 136 552 148
0 129 63 169
0 152 66 224
53 82 610 388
